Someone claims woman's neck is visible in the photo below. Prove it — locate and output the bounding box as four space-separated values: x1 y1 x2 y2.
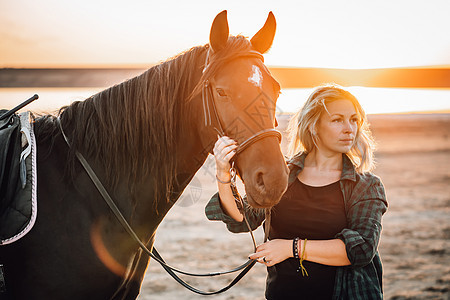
305 149 343 172
298 149 342 186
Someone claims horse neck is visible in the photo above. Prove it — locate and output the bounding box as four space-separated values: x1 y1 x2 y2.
128 64 214 236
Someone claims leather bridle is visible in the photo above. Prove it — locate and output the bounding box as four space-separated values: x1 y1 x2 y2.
201 49 282 157
201 48 280 248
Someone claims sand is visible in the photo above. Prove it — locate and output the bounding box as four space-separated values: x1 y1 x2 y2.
5 94 448 298
137 113 450 300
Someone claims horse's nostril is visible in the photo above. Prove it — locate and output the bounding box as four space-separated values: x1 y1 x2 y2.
256 171 265 190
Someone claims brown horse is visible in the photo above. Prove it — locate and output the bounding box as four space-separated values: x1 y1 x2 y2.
0 11 288 299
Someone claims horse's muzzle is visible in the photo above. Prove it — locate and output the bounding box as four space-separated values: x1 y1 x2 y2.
244 165 288 208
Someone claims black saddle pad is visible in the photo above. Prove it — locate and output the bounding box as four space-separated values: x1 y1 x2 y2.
0 111 37 245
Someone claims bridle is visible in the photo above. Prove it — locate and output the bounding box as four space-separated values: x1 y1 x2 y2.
55 49 281 296
201 47 279 249
201 48 282 157
202 78 282 156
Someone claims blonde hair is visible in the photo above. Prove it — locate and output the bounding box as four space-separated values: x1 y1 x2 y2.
286 83 376 173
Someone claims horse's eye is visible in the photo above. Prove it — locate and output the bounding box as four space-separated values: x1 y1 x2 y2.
216 88 227 97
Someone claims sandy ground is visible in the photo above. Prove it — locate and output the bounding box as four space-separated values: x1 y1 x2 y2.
137 113 450 300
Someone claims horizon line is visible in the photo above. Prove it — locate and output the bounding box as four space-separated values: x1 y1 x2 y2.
1 67 450 89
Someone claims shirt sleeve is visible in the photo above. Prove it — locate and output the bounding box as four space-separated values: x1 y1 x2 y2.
205 192 266 233
335 175 388 268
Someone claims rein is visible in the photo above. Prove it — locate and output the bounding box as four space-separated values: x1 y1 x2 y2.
57 117 257 296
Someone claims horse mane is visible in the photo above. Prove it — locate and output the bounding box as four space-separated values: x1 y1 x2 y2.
35 35 255 204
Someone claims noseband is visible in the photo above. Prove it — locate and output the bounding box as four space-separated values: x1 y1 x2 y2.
201 50 282 156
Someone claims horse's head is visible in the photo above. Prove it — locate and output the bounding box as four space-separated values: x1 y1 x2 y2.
198 11 289 208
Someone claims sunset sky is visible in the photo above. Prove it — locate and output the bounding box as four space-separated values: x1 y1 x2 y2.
1 0 449 69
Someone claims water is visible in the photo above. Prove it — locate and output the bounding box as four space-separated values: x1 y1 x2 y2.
0 87 449 115
0 87 104 114
277 87 450 114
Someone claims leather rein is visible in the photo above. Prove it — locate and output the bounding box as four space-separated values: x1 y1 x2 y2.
58 117 258 296
55 50 280 296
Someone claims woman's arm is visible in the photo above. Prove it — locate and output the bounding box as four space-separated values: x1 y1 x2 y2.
335 175 388 267
213 136 243 222
249 238 350 267
216 178 243 222
250 176 387 268
206 136 266 232
299 239 350 266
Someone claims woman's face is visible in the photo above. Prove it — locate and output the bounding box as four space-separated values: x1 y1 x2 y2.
315 99 359 155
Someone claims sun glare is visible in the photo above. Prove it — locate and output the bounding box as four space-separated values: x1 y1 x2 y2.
276 87 450 115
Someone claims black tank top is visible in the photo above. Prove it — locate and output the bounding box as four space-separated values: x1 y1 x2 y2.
265 178 347 300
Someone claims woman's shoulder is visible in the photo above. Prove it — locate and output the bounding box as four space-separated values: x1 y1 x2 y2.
355 172 383 186
351 172 387 205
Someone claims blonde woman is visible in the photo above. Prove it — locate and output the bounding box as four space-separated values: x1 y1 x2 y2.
206 84 388 299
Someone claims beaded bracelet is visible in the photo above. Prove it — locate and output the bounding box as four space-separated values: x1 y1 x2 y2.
293 237 299 259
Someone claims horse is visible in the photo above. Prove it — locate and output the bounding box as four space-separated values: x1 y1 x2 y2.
0 10 289 299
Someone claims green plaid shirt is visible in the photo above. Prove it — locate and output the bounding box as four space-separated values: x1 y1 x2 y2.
205 152 388 299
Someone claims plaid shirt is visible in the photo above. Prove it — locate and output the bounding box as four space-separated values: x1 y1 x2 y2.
205 152 388 299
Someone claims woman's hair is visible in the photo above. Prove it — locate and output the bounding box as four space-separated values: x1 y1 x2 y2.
286 83 376 173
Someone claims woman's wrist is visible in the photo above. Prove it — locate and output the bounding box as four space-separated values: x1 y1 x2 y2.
216 171 231 184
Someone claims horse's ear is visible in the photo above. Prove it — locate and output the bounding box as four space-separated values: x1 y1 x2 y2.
250 11 276 54
209 10 229 53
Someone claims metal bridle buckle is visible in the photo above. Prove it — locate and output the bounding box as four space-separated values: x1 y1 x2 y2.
229 161 237 184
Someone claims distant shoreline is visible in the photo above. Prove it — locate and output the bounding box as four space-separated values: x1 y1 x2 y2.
1 67 449 88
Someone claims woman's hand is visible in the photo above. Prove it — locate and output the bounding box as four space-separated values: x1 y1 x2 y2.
249 239 292 267
212 136 243 222
213 136 238 180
